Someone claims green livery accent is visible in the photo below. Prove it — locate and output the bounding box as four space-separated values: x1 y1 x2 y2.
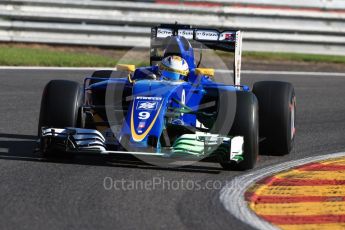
232 155 244 162
172 135 218 156
171 133 244 162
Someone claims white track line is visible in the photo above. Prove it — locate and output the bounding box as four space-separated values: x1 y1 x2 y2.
221 69 345 76
0 66 114 71
219 151 345 230
0 66 345 76
243 70 345 77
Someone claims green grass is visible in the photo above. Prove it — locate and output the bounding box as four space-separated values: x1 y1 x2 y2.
0 45 344 66
243 51 345 64
1 46 113 66
0 45 147 67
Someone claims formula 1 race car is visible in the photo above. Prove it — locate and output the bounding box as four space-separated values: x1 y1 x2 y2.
37 24 296 170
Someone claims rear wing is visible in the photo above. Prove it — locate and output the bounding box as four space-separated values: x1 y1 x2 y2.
150 24 243 85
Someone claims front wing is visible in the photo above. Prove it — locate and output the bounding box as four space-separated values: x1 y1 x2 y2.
38 127 244 163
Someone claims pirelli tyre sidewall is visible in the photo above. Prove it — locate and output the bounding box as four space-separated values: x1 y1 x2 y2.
253 81 296 155
220 91 259 171
38 80 82 136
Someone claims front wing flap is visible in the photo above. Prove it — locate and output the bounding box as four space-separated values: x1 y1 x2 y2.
39 127 244 163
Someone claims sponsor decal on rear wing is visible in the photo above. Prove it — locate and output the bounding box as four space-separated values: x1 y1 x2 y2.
151 24 242 85
155 28 237 43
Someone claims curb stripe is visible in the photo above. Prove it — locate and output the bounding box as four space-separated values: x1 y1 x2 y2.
261 214 345 225
295 162 345 171
256 176 345 186
245 192 345 203
275 170 345 180
278 223 345 230
220 152 345 230
246 156 345 228
250 201 345 216
247 185 345 196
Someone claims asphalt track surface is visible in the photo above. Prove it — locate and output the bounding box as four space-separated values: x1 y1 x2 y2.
1 69 345 230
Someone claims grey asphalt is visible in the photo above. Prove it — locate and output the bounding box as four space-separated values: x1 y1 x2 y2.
1 69 345 230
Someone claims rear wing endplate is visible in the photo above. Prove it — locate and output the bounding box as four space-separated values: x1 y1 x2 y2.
150 24 242 85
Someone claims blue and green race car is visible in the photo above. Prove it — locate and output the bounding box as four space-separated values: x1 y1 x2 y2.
38 24 296 170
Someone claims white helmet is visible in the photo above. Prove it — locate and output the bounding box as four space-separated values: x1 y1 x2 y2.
159 55 189 81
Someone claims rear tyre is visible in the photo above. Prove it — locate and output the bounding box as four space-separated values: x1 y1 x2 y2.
252 81 296 155
219 91 259 171
38 80 82 135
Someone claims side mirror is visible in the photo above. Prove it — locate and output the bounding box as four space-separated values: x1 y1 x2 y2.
116 64 136 72
116 64 136 83
195 68 215 78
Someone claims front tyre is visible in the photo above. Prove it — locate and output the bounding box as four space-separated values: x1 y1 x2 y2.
38 80 82 135
253 81 296 155
220 91 259 171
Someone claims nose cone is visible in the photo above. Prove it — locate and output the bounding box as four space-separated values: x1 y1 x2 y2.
124 80 186 144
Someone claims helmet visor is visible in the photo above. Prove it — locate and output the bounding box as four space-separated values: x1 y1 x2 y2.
161 70 180 81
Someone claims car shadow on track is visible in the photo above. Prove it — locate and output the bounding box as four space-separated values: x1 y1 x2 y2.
0 133 39 159
0 133 222 174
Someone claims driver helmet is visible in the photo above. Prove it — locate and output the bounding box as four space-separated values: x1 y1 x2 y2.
159 55 189 81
